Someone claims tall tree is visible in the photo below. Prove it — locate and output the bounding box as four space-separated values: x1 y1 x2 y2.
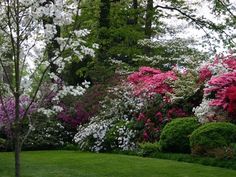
97 0 111 63
145 0 154 38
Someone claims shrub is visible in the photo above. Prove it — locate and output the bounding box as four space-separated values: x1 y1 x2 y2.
190 122 236 158
159 117 200 153
0 138 6 150
23 115 76 150
138 142 160 156
104 120 136 151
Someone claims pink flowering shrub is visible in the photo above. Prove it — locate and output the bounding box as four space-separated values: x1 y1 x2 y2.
204 72 236 115
226 86 236 113
198 54 236 83
198 66 212 83
58 103 89 128
128 66 177 97
194 53 236 122
136 106 188 142
127 66 193 142
218 54 236 70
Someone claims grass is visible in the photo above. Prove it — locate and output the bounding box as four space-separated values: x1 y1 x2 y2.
0 151 236 177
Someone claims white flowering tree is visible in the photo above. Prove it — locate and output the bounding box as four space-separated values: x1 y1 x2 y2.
0 1 95 177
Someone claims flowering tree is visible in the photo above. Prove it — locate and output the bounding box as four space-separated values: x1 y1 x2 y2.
0 1 95 177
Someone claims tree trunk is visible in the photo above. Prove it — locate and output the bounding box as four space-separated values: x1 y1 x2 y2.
15 0 21 176
133 0 138 25
145 0 154 39
14 131 21 177
97 0 111 63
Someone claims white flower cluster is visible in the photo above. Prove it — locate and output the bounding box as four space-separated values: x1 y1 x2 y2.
52 85 87 101
135 38 204 68
73 82 144 152
0 0 95 95
74 118 113 152
193 99 216 123
115 123 136 151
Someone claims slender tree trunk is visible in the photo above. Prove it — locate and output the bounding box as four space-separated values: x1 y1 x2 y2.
145 0 154 38
15 0 21 176
14 131 21 177
133 0 138 25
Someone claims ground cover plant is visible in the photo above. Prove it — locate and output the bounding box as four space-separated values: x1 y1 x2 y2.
0 151 236 177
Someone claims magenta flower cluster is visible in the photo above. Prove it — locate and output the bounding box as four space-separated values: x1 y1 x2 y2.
128 66 177 97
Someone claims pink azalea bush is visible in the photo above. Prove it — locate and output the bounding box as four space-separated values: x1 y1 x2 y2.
198 66 212 83
198 54 236 83
128 67 190 142
128 66 177 97
205 72 236 109
194 54 236 122
58 103 89 128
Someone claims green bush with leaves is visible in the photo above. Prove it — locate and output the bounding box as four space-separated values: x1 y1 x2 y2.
159 117 200 153
138 142 160 156
23 115 76 150
190 122 236 158
0 137 6 151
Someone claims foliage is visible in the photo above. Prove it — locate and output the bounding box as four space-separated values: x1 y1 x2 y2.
190 122 236 158
134 38 207 70
57 100 89 129
23 115 75 150
159 117 200 153
0 137 6 151
138 142 160 156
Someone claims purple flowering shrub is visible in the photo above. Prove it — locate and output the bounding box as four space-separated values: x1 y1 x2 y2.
57 102 89 128
0 95 37 132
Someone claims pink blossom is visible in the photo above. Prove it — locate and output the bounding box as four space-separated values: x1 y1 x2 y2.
225 86 236 113
57 103 89 128
205 72 236 112
137 113 146 121
198 67 212 82
128 66 177 97
143 131 149 141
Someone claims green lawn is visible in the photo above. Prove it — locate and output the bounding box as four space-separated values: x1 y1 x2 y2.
0 151 236 177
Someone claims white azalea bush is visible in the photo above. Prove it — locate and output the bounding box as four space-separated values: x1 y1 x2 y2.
74 82 144 152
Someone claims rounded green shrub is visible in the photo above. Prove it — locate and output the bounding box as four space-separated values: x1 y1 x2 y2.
159 117 200 153
190 122 236 158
